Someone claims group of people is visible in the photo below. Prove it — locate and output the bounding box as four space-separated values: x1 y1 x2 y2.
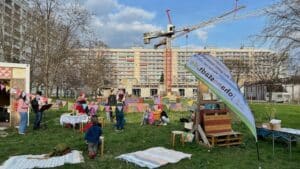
17 90 47 135
141 105 170 126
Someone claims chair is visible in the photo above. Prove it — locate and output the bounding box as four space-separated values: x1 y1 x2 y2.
171 130 184 147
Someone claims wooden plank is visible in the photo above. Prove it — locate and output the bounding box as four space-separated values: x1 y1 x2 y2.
204 115 231 120
205 124 232 131
206 129 232 134
207 131 241 137
217 142 242 147
197 124 211 147
204 119 231 125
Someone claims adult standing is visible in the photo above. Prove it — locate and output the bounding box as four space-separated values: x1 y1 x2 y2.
17 91 29 134
108 90 117 107
76 92 88 114
115 101 125 131
32 91 44 130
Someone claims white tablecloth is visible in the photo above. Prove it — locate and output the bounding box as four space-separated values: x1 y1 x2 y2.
278 128 300 136
60 114 88 125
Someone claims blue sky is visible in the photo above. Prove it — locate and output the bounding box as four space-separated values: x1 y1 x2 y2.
82 0 278 49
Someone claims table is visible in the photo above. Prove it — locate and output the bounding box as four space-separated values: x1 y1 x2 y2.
60 113 89 130
257 127 300 157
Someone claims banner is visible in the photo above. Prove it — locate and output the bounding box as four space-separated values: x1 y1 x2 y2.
186 54 257 141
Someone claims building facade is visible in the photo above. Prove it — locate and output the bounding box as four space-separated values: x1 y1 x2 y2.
0 0 29 62
75 47 278 98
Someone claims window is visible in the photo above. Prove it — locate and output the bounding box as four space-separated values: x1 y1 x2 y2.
179 89 185 96
150 89 158 96
132 89 141 97
193 89 197 96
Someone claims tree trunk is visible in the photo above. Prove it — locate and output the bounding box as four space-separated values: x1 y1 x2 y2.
56 86 59 98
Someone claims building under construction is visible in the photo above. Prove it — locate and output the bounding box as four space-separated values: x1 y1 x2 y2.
73 47 285 98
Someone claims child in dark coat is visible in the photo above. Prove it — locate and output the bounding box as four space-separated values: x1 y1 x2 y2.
84 116 102 159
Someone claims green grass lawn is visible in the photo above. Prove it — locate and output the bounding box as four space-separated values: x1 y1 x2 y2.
0 103 299 169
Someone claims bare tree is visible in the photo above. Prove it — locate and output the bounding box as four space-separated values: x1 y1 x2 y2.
259 0 300 79
223 59 250 86
23 0 91 96
260 0 300 53
251 52 288 102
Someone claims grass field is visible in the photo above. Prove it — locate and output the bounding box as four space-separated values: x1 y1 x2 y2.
0 103 299 169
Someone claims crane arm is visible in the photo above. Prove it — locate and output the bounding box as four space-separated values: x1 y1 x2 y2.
171 5 245 40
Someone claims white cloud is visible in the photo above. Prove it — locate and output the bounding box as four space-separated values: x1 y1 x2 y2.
187 23 215 42
195 30 208 41
83 0 160 48
84 0 120 15
108 6 155 22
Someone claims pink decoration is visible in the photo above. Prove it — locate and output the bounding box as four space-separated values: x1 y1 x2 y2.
0 84 4 90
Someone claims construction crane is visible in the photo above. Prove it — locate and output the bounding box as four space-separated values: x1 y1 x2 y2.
143 4 245 94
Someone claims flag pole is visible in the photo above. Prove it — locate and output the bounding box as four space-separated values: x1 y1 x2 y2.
256 141 261 169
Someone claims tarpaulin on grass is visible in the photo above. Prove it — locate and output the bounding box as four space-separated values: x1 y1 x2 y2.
116 147 191 169
186 54 257 141
0 150 84 169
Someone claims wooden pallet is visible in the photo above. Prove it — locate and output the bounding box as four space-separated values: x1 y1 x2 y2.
206 131 242 147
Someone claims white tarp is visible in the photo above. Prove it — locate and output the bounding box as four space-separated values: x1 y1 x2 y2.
0 150 84 169
116 147 191 169
186 54 257 141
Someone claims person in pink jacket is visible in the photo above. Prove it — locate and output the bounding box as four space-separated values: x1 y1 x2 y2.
17 91 29 134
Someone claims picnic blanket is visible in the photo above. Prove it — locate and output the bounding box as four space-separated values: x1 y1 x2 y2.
0 150 84 169
116 147 191 169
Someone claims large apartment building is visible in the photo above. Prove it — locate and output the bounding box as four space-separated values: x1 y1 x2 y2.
0 0 29 62
75 47 280 98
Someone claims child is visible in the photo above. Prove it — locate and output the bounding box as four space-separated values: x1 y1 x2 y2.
104 104 111 122
141 108 151 125
88 102 98 116
148 109 154 125
84 116 102 159
160 109 170 126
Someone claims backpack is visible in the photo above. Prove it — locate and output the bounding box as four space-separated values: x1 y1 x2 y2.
31 98 39 113
108 95 117 106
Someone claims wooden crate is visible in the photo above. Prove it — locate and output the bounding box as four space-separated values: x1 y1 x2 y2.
206 131 242 147
202 110 232 134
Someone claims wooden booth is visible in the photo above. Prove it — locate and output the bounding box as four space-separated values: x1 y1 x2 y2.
0 62 30 128
199 101 242 147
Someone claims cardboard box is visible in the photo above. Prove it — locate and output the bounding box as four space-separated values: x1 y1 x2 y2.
270 119 281 130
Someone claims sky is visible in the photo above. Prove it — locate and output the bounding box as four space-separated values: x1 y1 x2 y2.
80 0 278 49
